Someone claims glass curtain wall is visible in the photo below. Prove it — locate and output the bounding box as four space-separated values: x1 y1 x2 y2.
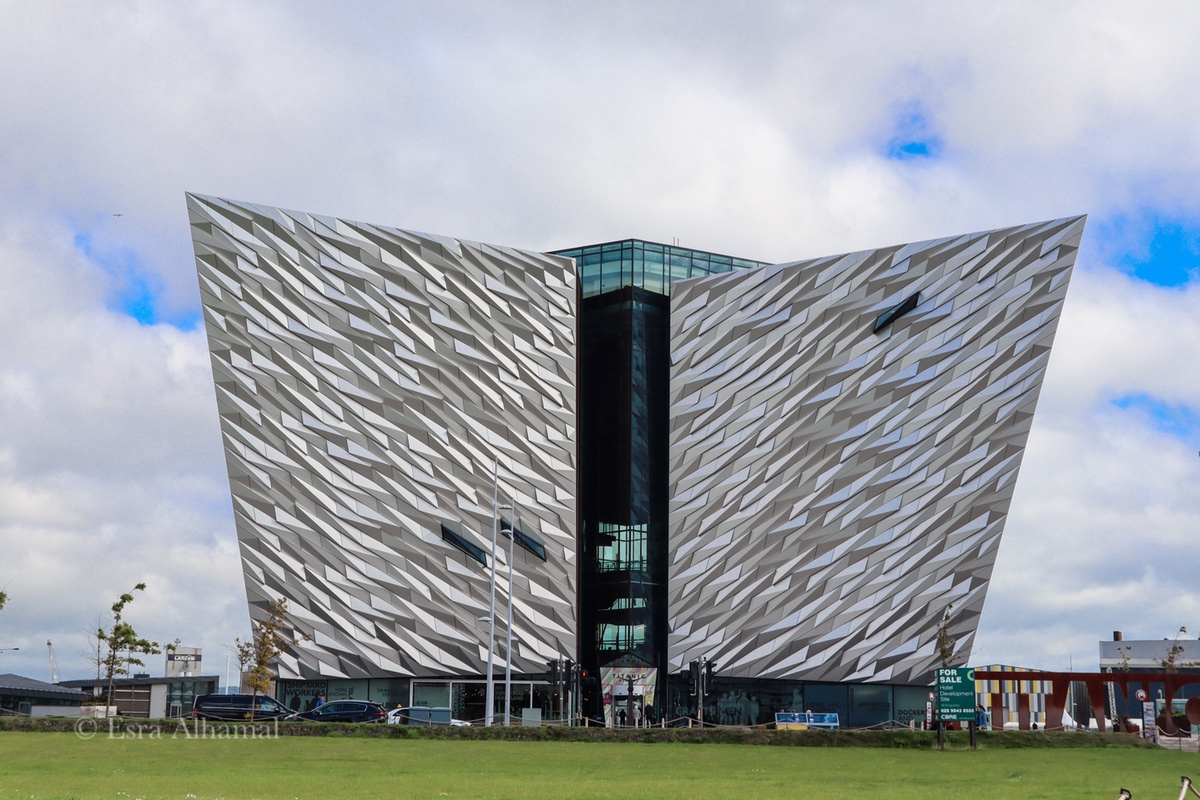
556 239 767 300
575 285 670 719
555 240 767 721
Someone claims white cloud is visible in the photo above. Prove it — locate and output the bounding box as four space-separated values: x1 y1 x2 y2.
976 263 1200 669
1 0 1198 680
0 217 244 679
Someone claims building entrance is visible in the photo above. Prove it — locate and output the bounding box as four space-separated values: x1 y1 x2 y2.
602 663 657 727
612 692 642 727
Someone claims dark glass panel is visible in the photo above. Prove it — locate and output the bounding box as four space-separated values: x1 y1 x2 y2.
440 523 487 567
804 684 849 721
500 516 547 561
849 684 892 727
873 292 921 334
577 287 671 716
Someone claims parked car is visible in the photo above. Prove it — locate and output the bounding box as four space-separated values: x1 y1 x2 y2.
192 694 294 721
386 706 470 726
294 700 388 723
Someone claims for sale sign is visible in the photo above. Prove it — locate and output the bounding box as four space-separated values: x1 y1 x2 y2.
936 668 976 722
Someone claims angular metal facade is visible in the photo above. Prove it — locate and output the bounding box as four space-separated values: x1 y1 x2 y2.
668 217 1085 685
188 194 578 680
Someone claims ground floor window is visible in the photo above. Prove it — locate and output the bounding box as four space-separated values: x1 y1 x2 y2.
278 678 557 724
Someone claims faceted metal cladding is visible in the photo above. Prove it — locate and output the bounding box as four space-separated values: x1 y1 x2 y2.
188 194 578 680
668 217 1086 685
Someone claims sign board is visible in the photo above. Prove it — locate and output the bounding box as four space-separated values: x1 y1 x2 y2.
164 647 203 678
935 667 976 722
774 712 839 730
1135 689 1148 702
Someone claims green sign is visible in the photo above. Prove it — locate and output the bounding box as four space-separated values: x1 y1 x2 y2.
935 667 976 721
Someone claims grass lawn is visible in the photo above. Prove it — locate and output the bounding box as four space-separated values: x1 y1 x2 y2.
0 732 1194 800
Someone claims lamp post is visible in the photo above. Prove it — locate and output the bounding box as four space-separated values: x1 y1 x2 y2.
485 457 512 727
501 500 518 725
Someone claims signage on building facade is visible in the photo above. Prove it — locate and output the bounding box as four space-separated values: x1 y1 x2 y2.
164 647 203 678
935 667 976 722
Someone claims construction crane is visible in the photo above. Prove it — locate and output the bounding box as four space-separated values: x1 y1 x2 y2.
47 640 59 683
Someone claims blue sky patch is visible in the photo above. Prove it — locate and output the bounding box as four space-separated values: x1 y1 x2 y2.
1091 214 1200 288
885 102 943 161
1112 394 1200 441
73 231 199 330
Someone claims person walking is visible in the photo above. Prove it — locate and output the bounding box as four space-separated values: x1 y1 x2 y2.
633 704 642 728
975 704 989 731
618 708 627 727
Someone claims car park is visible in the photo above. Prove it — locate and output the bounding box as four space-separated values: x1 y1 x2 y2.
294 700 388 723
192 694 294 721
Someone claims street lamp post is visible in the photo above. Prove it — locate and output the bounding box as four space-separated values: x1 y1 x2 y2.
485 457 512 727
502 500 518 725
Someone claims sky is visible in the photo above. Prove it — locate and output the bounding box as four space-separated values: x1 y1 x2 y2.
1 0 1198 683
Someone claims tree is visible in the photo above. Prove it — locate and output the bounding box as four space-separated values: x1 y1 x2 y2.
1115 644 1132 672
0 590 7 611
936 603 958 668
238 598 307 718
98 584 161 711
1161 626 1190 673
228 637 254 693
80 616 107 701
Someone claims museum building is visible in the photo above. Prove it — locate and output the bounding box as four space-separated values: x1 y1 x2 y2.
188 193 1084 726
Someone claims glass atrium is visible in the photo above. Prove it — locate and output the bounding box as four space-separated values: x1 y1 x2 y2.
552 239 767 719
554 239 767 298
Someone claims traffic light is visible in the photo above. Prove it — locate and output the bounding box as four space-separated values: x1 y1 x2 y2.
547 658 560 685
705 659 717 695
688 659 701 696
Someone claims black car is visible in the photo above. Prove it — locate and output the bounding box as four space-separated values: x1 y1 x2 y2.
192 693 294 721
294 700 388 723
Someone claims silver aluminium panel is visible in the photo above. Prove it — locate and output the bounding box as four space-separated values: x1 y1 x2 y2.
668 217 1085 684
189 194 577 679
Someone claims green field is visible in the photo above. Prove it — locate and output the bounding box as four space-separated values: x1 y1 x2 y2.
0 732 1193 800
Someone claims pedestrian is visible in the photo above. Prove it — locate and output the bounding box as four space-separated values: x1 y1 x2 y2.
618 708 627 727
633 704 642 727
315 695 326 709
975 704 989 730
645 705 656 727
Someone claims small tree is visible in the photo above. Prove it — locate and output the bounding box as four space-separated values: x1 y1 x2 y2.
227 639 254 693
1161 626 1190 673
98 584 161 711
239 598 307 718
1115 643 1132 672
81 617 107 701
936 603 958 668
